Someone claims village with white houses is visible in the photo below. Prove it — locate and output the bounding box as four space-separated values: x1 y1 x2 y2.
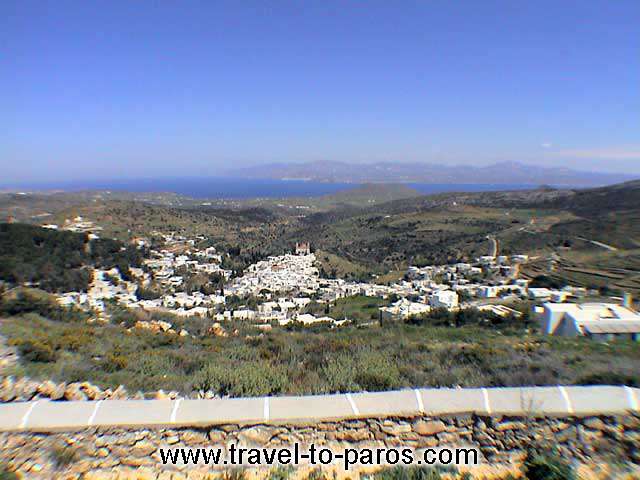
49 217 640 342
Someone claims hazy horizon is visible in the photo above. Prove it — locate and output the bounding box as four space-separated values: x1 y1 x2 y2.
3 0 639 182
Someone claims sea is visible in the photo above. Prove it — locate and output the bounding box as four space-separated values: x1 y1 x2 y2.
5 177 539 199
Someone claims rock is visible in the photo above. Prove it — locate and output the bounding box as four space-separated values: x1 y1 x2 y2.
131 440 157 456
0 376 16 401
181 431 208 444
552 421 571 431
220 424 240 432
120 456 153 467
36 380 57 398
179 329 189 337
415 436 439 447
208 430 226 443
238 427 273 445
154 389 170 400
96 448 110 458
437 432 459 443
335 429 370 441
475 432 497 446
455 415 473 427
555 426 577 442
14 377 37 400
64 383 87 401
620 416 640 429
475 419 487 431
165 435 180 445
413 420 446 436
156 320 172 332
583 417 606 431
579 427 603 443
380 423 412 435
207 322 228 337
134 319 173 334
134 320 152 331
79 382 104 400
110 385 128 399
495 421 526 432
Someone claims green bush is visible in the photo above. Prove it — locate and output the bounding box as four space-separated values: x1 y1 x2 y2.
578 372 639 387
529 275 565 290
2 301 640 397
321 349 403 392
0 464 19 480
50 444 80 469
305 468 328 480
370 466 445 480
266 466 294 480
0 222 142 293
192 361 288 397
522 450 575 480
13 338 58 363
0 290 89 323
353 350 403 391
321 355 359 392
222 469 247 480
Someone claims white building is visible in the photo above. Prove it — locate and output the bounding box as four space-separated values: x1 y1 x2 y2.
295 313 335 325
429 290 459 309
540 302 640 341
380 299 431 321
478 286 500 298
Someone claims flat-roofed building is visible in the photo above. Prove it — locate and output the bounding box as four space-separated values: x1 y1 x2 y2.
540 302 640 341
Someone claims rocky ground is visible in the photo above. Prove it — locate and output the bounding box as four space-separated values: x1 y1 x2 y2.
1 413 639 479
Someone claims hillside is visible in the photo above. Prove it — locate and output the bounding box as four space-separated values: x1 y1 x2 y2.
545 179 640 216
0 223 143 293
267 181 640 292
317 183 421 206
3 181 639 293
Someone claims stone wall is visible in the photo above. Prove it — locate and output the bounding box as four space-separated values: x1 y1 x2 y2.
1 386 639 478
1 413 639 479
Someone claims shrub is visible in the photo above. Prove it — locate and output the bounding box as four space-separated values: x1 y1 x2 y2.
529 275 565 289
50 444 80 469
321 349 403 392
306 468 328 480
58 329 93 352
101 353 129 372
192 361 288 397
353 350 403 391
521 450 575 480
0 290 88 323
267 466 294 480
136 286 162 300
321 355 358 392
222 469 247 480
14 339 58 363
578 372 638 387
0 464 18 480
370 466 445 480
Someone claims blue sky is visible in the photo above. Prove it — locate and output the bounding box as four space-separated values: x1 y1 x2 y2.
1 0 639 182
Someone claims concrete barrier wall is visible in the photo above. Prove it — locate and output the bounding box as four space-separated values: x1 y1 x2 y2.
2 385 638 432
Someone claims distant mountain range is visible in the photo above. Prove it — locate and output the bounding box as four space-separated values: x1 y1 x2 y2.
229 161 636 187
